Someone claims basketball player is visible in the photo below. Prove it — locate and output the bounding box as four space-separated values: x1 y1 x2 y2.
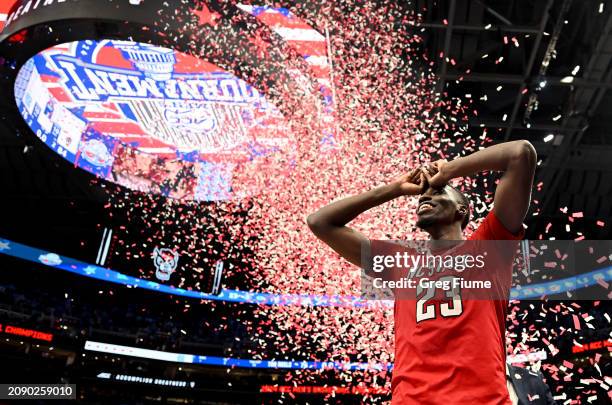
307 140 537 404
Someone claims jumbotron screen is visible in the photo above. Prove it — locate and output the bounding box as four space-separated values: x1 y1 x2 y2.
14 39 296 201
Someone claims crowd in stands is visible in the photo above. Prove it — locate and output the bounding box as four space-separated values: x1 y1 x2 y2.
0 281 251 357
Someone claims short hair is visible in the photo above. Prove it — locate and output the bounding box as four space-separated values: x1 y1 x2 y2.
447 184 471 230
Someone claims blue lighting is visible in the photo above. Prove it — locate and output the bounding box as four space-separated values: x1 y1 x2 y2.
0 237 610 306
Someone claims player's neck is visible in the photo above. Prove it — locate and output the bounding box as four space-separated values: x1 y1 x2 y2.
427 225 464 241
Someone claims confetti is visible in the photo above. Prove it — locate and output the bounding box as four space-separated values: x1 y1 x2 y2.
61 2 611 402
572 315 581 330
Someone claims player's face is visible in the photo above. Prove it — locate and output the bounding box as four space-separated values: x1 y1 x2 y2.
415 185 460 230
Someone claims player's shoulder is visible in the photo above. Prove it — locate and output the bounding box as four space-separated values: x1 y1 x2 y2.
468 211 525 241
369 239 423 251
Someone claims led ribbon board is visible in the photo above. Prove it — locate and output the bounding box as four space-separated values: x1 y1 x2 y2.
83 340 544 371
84 340 392 371
1 0 333 201
2 237 611 306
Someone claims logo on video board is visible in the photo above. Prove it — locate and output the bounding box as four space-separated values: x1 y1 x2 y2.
153 247 179 281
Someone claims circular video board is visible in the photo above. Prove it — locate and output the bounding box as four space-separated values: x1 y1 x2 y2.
0 0 330 202
15 40 296 201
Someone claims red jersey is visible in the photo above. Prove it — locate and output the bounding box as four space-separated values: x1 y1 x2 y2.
391 212 524 404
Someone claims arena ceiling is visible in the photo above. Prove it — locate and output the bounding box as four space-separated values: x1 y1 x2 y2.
0 0 611 245
414 0 612 238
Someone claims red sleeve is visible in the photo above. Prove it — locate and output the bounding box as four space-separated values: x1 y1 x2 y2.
471 212 523 296
471 211 525 241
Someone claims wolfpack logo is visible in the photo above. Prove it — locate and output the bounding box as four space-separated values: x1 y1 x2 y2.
153 247 179 281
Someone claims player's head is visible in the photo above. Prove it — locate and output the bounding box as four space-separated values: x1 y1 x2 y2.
416 184 470 232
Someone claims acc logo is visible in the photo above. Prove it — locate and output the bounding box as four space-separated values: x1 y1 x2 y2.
39 253 62 266
80 139 113 167
153 247 179 281
164 101 217 133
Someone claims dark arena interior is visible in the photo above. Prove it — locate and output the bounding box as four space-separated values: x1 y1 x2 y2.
0 0 610 404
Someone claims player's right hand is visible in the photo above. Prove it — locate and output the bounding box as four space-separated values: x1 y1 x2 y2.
393 168 427 196
421 159 450 189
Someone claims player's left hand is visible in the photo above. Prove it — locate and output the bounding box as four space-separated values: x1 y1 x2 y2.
421 159 450 189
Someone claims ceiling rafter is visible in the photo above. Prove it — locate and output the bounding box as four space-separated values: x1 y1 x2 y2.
537 8 612 214
503 0 555 141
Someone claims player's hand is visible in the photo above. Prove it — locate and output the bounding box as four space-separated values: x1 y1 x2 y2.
421 159 450 189
393 168 427 196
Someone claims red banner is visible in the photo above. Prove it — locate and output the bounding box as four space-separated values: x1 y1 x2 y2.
260 385 389 395
571 339 611 354
0 323 53 342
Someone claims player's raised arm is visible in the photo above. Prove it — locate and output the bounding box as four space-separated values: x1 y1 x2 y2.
422 140 537 234
307 169 426 268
